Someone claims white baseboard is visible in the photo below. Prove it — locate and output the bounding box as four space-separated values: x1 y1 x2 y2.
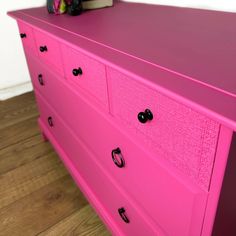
0 82 33 101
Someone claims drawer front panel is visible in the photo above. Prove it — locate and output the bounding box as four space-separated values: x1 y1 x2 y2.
26 52 108 111
17 21 37 55
33 28 63 74
61 44 108 106
108 67 220 190
36 92 158 236
29 57 207 236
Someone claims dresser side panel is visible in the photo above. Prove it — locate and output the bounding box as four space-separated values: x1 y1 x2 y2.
212 132 236 235
201 126 233 236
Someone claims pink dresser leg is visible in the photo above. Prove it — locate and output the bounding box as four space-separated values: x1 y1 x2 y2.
38 118 48 142
41 132 48 142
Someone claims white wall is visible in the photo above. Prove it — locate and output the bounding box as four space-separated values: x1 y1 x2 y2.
123 0 236 12
0 1 45 100
1 0 236 100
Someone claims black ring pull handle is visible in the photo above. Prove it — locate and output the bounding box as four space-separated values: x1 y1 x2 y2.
111 148 125 168
72 67 83 76
39 46 48 52
48 117 53 127
20 33 26 38
138 109 153 124
38 74 44 86
118 208 130 223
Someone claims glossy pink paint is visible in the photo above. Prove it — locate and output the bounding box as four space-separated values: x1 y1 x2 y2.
8 1 236 235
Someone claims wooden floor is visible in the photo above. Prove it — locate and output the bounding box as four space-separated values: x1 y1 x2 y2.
0 92 110 236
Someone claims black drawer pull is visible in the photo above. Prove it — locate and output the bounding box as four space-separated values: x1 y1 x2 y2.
72 67 83 76
118 208 130 223
112 148 125 168
48 117 53 127
38 74 44 86
39 46 48 52
138 109 153 123
20 33 26 38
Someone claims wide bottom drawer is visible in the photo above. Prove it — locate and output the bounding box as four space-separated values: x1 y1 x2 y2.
35 91 159 236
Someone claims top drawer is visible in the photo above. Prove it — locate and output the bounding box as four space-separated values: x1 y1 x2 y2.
108 67 220 190
61 44 108 107
17 21 37 55
34 28 64 74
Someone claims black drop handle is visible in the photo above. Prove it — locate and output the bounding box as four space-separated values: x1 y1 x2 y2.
72 67 83 76
20 33 26 38
39 46 48 52
38 74 44 86
118 208 130 223
111 148 125 168
48 117 53 127
138 109 153 123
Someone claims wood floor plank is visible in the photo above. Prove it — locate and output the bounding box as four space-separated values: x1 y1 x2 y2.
0 116 39 150
0 101 38 130
0 92 38 130
0 134 53 175
38 205 110 236
0 176 88 236
0 152 68 209
0 92 36 114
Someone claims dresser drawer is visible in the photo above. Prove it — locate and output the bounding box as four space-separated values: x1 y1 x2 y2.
17 21 37 55
108 67 220 190
27 54 57 91
36 92 159 236
61 44 108 107
29 56 208 236
26 53 108 111
33 28 63 74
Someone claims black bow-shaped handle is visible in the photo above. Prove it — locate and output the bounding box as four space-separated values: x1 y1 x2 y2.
20 33 26 38
138 109 153 123
39 46 48 52
72 67 83 76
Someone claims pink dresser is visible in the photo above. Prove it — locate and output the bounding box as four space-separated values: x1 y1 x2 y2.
8 1 236 235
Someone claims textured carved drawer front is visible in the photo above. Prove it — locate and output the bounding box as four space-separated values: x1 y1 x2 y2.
17 21 37 55
33 28 63 74
108 67 220 190
36 92 158 236
61 44 108 107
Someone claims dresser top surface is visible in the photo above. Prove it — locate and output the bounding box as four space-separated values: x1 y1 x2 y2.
11 1 236 97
